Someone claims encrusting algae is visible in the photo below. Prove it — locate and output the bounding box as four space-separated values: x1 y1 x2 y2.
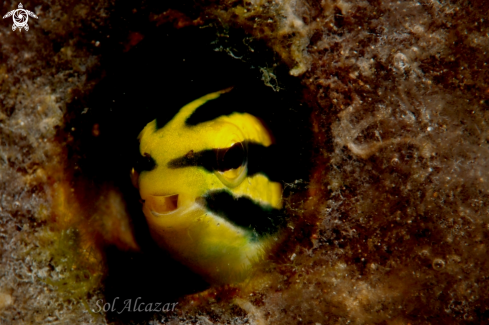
43 165 139 313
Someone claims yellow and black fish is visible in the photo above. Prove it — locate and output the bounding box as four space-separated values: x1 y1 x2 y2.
131 87 288 284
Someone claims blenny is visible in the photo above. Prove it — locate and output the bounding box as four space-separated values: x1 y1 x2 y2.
132 87 286 284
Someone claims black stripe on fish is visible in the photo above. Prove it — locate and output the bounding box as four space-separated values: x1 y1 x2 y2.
134 152 157 173
185 90 239 126
167 141 284 182
197 190 286 238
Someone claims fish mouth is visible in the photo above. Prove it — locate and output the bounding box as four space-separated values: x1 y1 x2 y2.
144 194 179 216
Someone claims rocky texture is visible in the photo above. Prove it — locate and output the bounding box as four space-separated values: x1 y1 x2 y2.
0 1 111 323
1 0 489 324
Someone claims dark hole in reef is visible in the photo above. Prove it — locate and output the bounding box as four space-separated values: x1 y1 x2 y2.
333 7 345 29
64 11 312 324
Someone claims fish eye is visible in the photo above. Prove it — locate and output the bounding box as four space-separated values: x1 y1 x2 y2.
215 142 247 188
216 142 246 171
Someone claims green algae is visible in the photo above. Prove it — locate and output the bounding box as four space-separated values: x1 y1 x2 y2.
40 228 103 315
